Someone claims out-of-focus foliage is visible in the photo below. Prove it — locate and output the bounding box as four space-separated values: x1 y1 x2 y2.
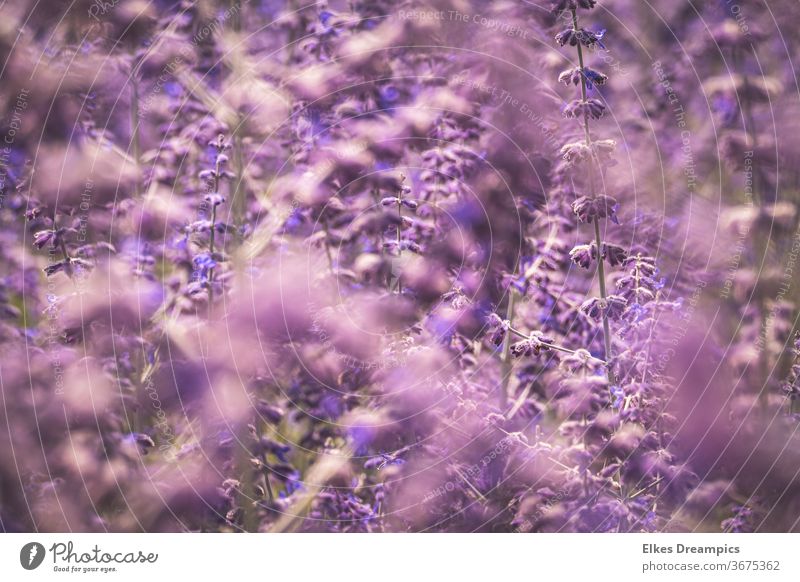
1 0 800 532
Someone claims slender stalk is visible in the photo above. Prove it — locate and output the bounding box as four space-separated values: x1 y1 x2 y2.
58 238 74 279
594 219 616 383
396 182 403 294
286 0 298 65
232 130 246 226
370 187 391 288
499 289 518 410
572 8 615 385
497 232 572 409
572 10 592 152
229 0 242 32
733 48 761 196
261 458 275 504
235 440 258 533
734 47 770 413
207 159 221 304
452 465 488 503
322 218 335 275
209 206 217 257
507 325 606 362
130 75 141 198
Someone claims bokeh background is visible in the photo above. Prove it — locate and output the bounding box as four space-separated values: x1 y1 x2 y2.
1 0 800 532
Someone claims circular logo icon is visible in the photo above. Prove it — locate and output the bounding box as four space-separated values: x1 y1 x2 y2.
20 542 46 570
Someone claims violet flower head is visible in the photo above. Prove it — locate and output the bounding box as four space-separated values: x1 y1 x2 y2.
572 195 620 224
510 331 555 358
563 98 607 120
581 295 628 321
555 28 606 49
552 0 598 14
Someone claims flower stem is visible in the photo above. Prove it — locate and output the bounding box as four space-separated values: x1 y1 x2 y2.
572 8 615 385
572 10 592 149
59 238 73 279
323 218 335 275
207 158 221 304
594 218 615 383
507 325 606 362
231 130 246 226
130 75 141 198
499 289 518 410
733 47 771 413
396 181 403 294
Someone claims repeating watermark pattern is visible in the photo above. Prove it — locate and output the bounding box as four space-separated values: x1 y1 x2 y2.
421 436 514 503
0 88 29 209
451 73 561 152
514 485 570 532
725 1 753 37
88 0 121 21
144 373 178 461
138 2 246 119
307 302 406 371
721 152 756 300
652 61 696 194
398 10 530 39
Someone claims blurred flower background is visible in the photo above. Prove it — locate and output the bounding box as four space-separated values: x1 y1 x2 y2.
1 0 800 532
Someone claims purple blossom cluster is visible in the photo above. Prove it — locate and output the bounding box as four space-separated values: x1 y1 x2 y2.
1 0 800 533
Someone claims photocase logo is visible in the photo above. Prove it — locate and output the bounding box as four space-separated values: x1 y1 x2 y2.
20 542 46 570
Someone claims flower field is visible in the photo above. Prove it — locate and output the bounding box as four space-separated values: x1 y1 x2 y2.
1 0 800 533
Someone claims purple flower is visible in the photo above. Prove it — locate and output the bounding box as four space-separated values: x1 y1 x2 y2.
560 139 617 167
721 504 756 533
583 68 608 88
610 385 625 408
204 193 225 207
572 195 620 224
552 0 597 13
570 242 597 269
603 243 628 266
510 331 554 357
581 295 628 321
487 313 510 346
561 141 592 164
564 98 607 120
43 260 68 276
555 28 606 49
33 229 58 249
559 67 607 88
192 253 217 278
